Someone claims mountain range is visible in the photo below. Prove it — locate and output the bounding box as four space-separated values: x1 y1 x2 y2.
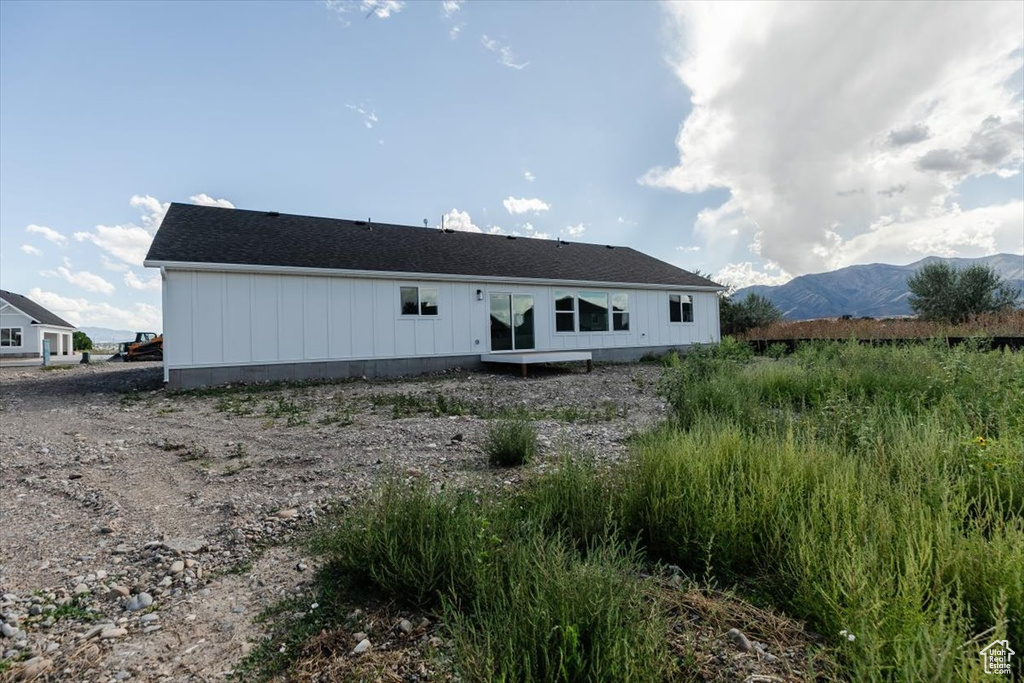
733 253 1024 320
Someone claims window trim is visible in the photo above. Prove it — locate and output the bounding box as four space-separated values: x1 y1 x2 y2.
398 285 440 318
554 290 577 334
0 326 24 348
669 293 695 324
553 290 632 334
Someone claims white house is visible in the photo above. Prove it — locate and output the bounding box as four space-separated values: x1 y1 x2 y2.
144 204 725 389
0 289 76 359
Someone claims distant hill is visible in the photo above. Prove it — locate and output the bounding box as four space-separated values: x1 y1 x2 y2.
78 327 137 344
733 253 1024 320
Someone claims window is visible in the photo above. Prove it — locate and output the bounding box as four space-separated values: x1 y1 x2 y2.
1 327 23 347
400 286 438 316
612 293 629 331
669 294 694 323
555 290 575 332
578 292 609 332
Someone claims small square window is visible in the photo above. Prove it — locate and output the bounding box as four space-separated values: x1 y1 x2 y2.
669 294 693 323
401 286 439 316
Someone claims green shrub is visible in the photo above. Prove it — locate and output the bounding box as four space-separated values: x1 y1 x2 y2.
446 537 670 683
312 483 488 608
485 415 538 467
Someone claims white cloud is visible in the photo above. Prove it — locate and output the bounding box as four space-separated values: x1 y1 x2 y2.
129 195 169 229
565 224 586 238
487 226 505 235
75 224 154 267
41 259 116 295
644 2 1024 275
439 208 481 233
677 245 701 253
503 196 550 215
26 224 67 246
124 270 162 292
714 261 793 290
20 244 42 256
441 0 463 17
189 193 235 209
26 288 160 331
481 35 529 70
523 170 535 182
346 102 379 129
73 192 230 266
325 0 404 23
101 256 130 272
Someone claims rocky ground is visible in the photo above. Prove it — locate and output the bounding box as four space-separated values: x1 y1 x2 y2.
1 361 828 682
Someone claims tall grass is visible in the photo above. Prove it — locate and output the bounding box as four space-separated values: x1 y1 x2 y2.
631 341 1024 680
292 341 1021 682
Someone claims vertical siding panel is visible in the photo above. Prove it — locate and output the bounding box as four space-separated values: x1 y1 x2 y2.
224 274 253 363
415 318 434 355
279 276 304 361
373 281 395 357
304 278 329 359
328 278 352 358
251 275 279 362
435 282 454 354
352 280 374 357
166 272 193 367
193 272 224 365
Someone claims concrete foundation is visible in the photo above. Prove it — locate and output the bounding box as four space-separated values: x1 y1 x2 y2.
166 344 709 390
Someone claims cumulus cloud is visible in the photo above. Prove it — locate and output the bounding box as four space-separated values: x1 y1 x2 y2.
124 270 162 292
523 170 535 182
20 244 42 256
439 208 481 233
41 259 116 295
643 2 1024 277
714 261 793 290
481 35 529 70
74 193 230 266
889 123 931 146
565 224 586 238
26 287 160 330
26 224 67 246
189 193 235 209
441 0 462 17
503 196 550 215
677 245 701 253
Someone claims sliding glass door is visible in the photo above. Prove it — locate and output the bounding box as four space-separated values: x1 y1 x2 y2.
489 293 534 351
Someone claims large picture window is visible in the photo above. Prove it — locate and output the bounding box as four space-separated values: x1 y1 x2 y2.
612 293 629 331
400 286 438 316
669 294 694 323
578 292 609 332
554 291 575 332
0 327 23 347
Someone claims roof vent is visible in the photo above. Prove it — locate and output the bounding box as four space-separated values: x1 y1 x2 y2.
266 211 280 217
605 244 615 249
506 235 518 240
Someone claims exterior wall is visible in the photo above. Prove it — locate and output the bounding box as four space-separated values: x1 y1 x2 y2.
0 307 41 357
162 269 721 382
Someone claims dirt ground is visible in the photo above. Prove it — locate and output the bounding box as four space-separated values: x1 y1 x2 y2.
1 361 826 682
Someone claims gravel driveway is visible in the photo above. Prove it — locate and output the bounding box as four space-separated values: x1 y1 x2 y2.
1 361 668 681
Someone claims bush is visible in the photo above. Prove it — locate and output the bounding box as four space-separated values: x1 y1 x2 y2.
721 292 784 335
72 331 92 351
485 415 538 467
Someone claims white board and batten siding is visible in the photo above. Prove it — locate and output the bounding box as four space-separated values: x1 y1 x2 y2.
161 269 720 380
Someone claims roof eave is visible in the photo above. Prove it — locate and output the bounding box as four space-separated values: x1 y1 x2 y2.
143 259 727 292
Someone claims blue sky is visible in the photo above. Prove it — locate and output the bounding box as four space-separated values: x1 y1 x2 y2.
1 1 1022 330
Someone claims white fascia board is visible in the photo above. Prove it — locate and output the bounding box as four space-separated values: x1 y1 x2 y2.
142 260 727 292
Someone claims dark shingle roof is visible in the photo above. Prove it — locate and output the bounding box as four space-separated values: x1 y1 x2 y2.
145 204 722 289
0 290 75 328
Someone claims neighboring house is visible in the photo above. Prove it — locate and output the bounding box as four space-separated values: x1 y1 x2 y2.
0 289 76 359
144 204 725 389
